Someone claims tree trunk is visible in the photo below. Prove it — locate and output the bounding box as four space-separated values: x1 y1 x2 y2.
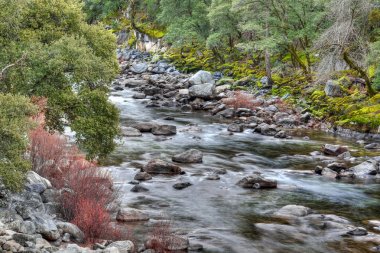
265 12 273 86
343 50 375 96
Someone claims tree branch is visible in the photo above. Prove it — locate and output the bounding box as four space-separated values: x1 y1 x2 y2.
0 54 27 81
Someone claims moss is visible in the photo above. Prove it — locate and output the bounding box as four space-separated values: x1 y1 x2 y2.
135 22 165 39
216 77 234 86
127 32 137 47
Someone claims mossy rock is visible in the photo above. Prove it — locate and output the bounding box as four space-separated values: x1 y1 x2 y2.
216 78 234 86
234 76 256 87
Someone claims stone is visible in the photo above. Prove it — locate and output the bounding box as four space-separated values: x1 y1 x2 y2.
134 172 152 181
31 214 60 241
254 123 278 136
189 83 216 99
274 205 311 217
322 144 348 156
25 183 46 194
151 125 177 136
131 185 149 193
324 80 343 97
321 168 338 179
347 227 368 236
107 241 135 253
130 63 148 74
237 175 277 189
41 189 57 203
274 130 287 139
345 160 379 178
173 182 192 190
56 222 85 243
178 89 189 96
9 220 36 235
26 171 52 189
227 124 244 133
337 151 352 159
189 70 215 85
116 208 149 222
12 233 39 246
205 174 220 180
132 123 157 133
172 149 203 163
121 127 142 137
327 162 347 172
300 112 312 123
217 108 235 118
364 143 380 149
144 159 182 175
132 93 146 99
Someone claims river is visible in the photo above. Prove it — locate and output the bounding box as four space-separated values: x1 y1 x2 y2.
105 88 380 253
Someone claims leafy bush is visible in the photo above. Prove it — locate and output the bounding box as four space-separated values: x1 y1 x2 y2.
0 94 37 191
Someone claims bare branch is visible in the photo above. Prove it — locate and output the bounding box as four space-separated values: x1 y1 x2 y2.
0 54 27 81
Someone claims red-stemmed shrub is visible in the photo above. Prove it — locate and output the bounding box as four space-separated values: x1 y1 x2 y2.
146 221 185 253
223 91 257 110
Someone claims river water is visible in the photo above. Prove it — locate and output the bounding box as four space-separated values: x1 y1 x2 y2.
105 88 380 253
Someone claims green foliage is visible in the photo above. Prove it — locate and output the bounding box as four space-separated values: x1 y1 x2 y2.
0 94 37 191
83 0 127 23
0 0 119 159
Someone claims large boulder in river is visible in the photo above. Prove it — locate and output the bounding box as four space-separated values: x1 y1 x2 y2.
143 159 182 175
189 83 216 99
172 149 203 163
121 127 142 137
343 160 379 178
132 122 158 132
152 125 177 135
237 174 277 189
189 70 215 85
324 80 343 97
130 63 148 74
322 144 348 156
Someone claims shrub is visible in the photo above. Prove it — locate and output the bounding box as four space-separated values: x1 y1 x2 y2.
147 221 185 253
223 91 257 110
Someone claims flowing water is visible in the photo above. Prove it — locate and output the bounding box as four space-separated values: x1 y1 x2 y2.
105 88 380 253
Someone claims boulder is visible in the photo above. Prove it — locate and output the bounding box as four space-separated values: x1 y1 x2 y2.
178 89 189 96
236 175 277 189
173 182 192 190
322 144 348 156
324 80 343 97
31 214 60 241
274 205 312 218
274 130 287 139
121 127 142 137
345 160 379 178
134 172 152 181
143 159 182 175
132 122 158 133
107 241 135 253
132 93 146 99
116 208 149 222
56 222 85 243
26 171 52 189
172 149 203 163
130 63 148 74
254 123 278 136
227 123 244 133
347 227 368 236
131 185 149 193
321 168 338 179
189 83 216 99
189 70 215 85
364 143 380 149
152 125 177 136
217 108 235 118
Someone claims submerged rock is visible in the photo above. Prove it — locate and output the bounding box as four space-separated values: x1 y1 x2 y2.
134 172 152 181
152 125 177 136
172 149 203 163
227 123 244 133
173 182 192 190
132 122 158 132
144 159 182 175
237 175 277 189
131 185 149 193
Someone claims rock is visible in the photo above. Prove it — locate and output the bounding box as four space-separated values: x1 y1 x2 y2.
134 172 152 181
324 80 343 97
56 222 85 243
116 208 149 222
26 171 52 189
62 233 71 242
327 162 347 172
31 214 60 241
345 160 379 178
227 123 244 133
189 243 204 251
337 151 351 159
254 123 278 136
274 130 287 139
189 70 215 85
364 143 380 149
347 227 368 236
205 174 220 180
274 205 311 217
300 112 312 123
15 192 44 219
173 182 192 190
322 144 348 156
25 183 46 194
152 125 177 136
107 241 135 253
217 108 235 118
172 149 203 163
2 240 23 252
9 220 36 235
321 168 338 179
132 93 146 99
12 233 39 246
181 104 192 112
237 175 277 189
189 83 216 99
132 122 157 133
130 63 148 74
131 185 149 193
121 127 142 137
144 159 182 175
41 188 57 203
56 243 90 253
144 87 161 96
314 165 323 175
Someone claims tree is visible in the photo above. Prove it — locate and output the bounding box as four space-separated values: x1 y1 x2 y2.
158 0 211 46
0 94 37 191
0 0 120 159
207 0 240 59
315 0 375 95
